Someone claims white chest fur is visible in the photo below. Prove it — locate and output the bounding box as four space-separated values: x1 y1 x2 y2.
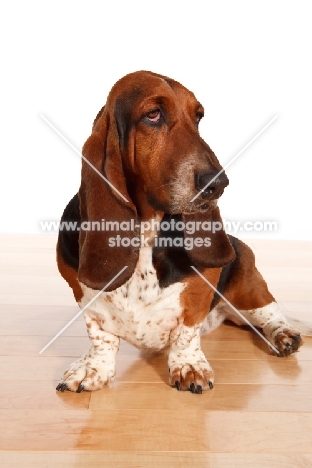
79 246 185 350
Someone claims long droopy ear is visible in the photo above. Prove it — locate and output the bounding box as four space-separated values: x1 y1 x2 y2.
182 206 235 268
78 107 140 291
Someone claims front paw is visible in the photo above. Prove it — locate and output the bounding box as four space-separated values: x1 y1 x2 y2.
169 360 214 393
56 356 115 392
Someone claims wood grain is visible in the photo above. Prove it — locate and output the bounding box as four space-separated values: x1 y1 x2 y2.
0 234 311 465
2 452 312 468
1 409 312 452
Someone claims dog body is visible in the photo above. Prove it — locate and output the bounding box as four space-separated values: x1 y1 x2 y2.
80 242 185 351
56 71 305 394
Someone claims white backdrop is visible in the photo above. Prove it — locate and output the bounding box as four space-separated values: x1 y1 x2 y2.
1 1 311 239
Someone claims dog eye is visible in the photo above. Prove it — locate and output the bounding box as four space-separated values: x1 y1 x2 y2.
196 111 204 125
146 108 161 123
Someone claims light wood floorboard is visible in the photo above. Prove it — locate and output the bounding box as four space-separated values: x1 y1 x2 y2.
0 235 311 467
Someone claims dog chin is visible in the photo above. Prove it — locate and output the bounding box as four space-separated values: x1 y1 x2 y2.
180 199 219 215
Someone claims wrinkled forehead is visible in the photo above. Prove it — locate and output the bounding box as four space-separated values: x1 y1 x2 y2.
106 71 198 115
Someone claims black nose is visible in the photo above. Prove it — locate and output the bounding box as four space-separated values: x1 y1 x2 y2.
195 171 229 197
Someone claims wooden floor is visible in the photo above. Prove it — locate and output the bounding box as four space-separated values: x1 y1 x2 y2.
0 234 311 467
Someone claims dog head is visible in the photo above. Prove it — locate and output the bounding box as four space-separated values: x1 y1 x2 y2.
79 71 235 290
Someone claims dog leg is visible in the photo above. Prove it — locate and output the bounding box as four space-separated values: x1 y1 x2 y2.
223 301 303 356
168 323 214 393
56 310 119 392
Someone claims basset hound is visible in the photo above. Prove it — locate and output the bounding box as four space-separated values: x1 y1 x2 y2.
56 70 307 394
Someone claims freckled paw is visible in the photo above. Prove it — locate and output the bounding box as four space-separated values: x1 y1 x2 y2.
273 329 303 357
57 357 116 392
169 363 214 393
